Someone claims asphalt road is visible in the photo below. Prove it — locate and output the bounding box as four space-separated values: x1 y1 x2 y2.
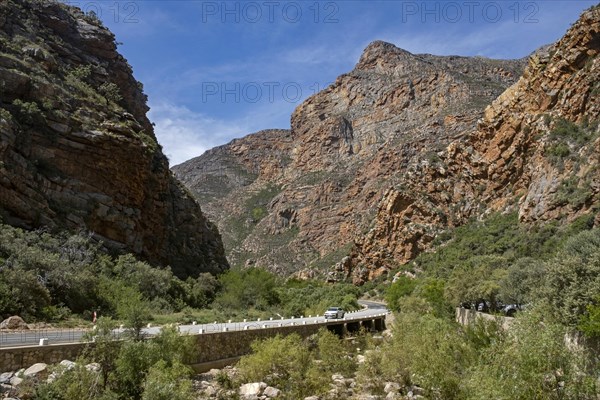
0 300 388 348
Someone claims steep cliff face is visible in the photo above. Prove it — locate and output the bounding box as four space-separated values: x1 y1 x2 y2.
174 38 525 277
348 6 600 283
0 0 228 277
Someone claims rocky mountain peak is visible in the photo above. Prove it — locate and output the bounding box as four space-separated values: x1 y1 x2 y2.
356 40 418 70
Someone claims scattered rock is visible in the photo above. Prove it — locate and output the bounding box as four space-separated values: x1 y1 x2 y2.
239 382 267 397
384 382 400 393
9 376 22 387
0 383 13 393
59 360 76 370
85 363 100 372
263 386 281 398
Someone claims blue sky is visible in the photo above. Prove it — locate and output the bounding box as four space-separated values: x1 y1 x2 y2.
75 0 598 165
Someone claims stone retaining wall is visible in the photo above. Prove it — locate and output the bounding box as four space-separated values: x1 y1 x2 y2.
455 307 514 329
1 342 90 372
1 316 386 372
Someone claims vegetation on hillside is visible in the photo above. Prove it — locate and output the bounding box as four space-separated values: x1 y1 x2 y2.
0 222 360 326
3 211 600 399
31 321 196 400
228 213 600 399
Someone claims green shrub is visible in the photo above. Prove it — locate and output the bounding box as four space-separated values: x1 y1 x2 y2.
540 229 600 327
465 308 598 400
546 142 570 158
499 257 545 304
98 82 122 103
69 65 92 81
313 328 356 377
376 313 472 400
12 99 44 125
141 360 194 400
215 267 280 311
386 276 417 312
445 255 508 310
237 334 312 397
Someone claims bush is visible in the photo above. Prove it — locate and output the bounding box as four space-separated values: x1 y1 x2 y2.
98 82 122 103
12 99 44 125
312 328 356 377
540 229 600 327
215 268 280 311
385 275 417 312
465 308 598 400
237 334 312 397
367 312 472 400
141 360 194 400
499 257 545 304
578 298 600 338
445 255 508 311
0 267 51 320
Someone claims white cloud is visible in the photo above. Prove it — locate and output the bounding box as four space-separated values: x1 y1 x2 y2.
148 99 294 166
148 102 249 166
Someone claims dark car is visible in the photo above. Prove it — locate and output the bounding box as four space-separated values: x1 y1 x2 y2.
501 304 522 317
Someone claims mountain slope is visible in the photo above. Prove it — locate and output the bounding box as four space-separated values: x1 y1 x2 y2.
0 0 228 277
347 5 600 282
174 41 525 278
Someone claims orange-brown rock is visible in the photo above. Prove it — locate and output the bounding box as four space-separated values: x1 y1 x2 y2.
175 41 525 280
349 6 600 282
177 6 599 284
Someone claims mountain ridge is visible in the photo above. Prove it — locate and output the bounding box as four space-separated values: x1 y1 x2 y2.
174 37 528 280
0 0 228 277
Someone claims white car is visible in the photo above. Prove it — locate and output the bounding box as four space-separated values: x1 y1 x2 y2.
324 307 345 319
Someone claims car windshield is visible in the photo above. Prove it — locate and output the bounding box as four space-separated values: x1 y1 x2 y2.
327 308 339 311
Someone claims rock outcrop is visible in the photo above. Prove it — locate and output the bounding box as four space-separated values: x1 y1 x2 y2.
176 6 599 284
0 0 228 277
348 5 600 282
175 39 525 279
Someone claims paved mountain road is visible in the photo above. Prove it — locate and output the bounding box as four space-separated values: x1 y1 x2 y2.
0 300 388 348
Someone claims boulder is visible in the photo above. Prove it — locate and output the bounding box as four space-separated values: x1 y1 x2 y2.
23 363 48 379
384 382 400 393
204 385 218 396
0 372 14 384
9 376 22 387
0 383 13 393
0 316 29 330
59 360 76 370
239 382 266 397
85 363 100 372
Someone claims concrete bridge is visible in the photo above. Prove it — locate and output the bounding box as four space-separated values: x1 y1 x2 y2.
0 304 388 372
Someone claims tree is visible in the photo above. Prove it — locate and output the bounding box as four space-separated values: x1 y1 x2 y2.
385 276 417 312
237 334 312 396
445 255 508 311
499 257 545 304
540 229 600 327
141 361 194 400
